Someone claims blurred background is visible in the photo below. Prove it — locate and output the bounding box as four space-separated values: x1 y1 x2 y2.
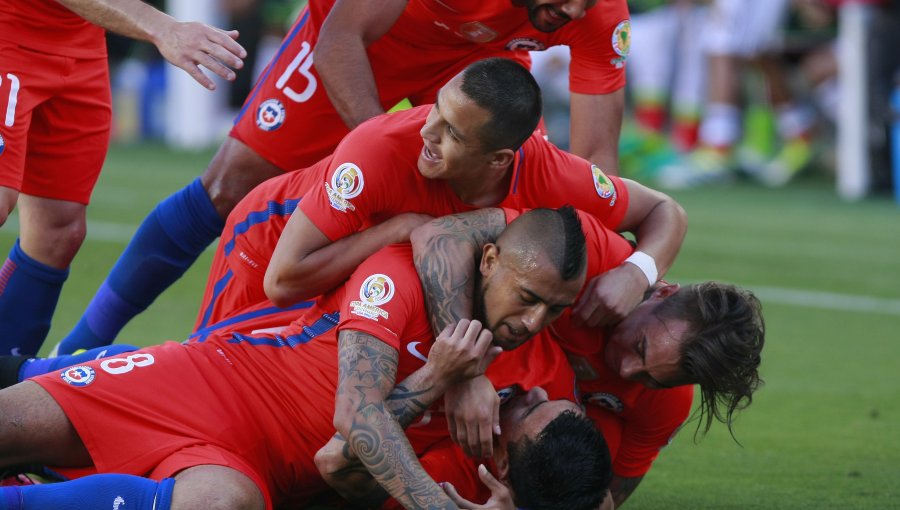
2 0 899 508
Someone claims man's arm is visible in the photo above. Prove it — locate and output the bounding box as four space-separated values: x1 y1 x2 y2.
410 209 508 334
319 320 498 507
571 178 687 328
57 0 246 90
264 211 430 307
315 0 409 129
609 475 643 507
568 90 625 176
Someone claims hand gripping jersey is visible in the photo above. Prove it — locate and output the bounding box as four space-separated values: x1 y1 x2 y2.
193 105 629 334
231 0 630 170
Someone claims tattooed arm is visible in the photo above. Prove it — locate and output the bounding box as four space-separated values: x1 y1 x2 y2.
410 209 508 335
410 208 509 458
331 322 496 509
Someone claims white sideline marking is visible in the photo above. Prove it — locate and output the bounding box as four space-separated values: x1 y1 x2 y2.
750 286 900 316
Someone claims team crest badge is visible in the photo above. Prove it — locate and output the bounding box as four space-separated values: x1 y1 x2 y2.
256 98 286 131
61 365 96 387
591 164 616 204
505 38 546 51
325 162 365 212
0 132 5 156
585 392 624 413
610 19 631 68
350 274 395 320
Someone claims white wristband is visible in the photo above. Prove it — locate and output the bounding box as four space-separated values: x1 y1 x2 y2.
625 251 658 286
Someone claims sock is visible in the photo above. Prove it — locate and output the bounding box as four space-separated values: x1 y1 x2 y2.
0 240 69 356
0 475 174 510
57 178 224 354
698 103 742 149
19 344 139 382
634 102 667 132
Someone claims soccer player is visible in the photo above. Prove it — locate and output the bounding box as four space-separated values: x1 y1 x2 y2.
188 58 685 343
0 207 609 510
0 0 246 356
58 0 635 353
408 208 765 507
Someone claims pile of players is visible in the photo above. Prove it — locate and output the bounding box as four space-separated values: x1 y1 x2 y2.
0 1 764 509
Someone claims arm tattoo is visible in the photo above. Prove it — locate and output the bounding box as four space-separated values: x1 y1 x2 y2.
413 209 506 335
338 330 455 509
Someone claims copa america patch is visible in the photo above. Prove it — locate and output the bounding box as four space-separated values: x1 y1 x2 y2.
0 132 5 156
61 365 96 387
256 99 286 132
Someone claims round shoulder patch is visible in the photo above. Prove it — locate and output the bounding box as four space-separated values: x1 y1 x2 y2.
591 164 615 199
330 162 365 200
612 20 631 57
505 38 546 51
256 98 286 131
61 365 96 387
586 392 624 413
359 274 395 306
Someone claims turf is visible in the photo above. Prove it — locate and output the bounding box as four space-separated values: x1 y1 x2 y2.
1 144 898 508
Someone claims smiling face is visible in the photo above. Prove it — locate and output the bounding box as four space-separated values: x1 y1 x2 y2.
603 285 689 389
478 244 584 350
417 74 499 182
520 0 599 32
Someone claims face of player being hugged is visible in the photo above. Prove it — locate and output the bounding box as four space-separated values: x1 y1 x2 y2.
498 386 583 447
476 242 584 351
517 0 598 32
418 74 501 183
603 285 689 389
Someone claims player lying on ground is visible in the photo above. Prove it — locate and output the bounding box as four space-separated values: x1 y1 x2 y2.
0 207 612 510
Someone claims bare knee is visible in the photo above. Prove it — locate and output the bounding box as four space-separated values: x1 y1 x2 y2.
201 137 284 218
16 195 88 268
171 465 265 510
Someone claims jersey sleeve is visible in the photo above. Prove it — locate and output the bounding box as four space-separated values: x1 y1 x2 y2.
297 117 402 242
612 386 693 478
562 0 630 94
512 136 630 230
337 245 424 350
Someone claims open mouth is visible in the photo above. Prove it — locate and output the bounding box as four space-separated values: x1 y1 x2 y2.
422 144 440 162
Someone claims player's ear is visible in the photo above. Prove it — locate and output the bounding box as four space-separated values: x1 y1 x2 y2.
488 148 515 169
480 243 500 278
494 447 511 482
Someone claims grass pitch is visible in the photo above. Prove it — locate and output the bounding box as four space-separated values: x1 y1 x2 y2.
1 143 898 509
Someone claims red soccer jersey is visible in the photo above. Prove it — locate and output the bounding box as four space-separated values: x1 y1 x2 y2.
306 0 630 95
299 105 628 244
0 0 106 58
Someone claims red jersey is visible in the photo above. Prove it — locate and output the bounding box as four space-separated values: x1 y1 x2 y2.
0 0 106 58
306 0 630 95
300 105 628 243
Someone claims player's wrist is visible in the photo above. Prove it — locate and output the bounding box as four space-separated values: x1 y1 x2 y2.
624 251 658 287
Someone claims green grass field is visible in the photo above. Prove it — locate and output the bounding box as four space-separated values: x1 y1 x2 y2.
1 143 898 509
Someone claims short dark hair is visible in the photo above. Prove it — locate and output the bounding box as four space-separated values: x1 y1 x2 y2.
459 58 543 151
507 410 611 510
500 206 587 282
654 282 765 438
